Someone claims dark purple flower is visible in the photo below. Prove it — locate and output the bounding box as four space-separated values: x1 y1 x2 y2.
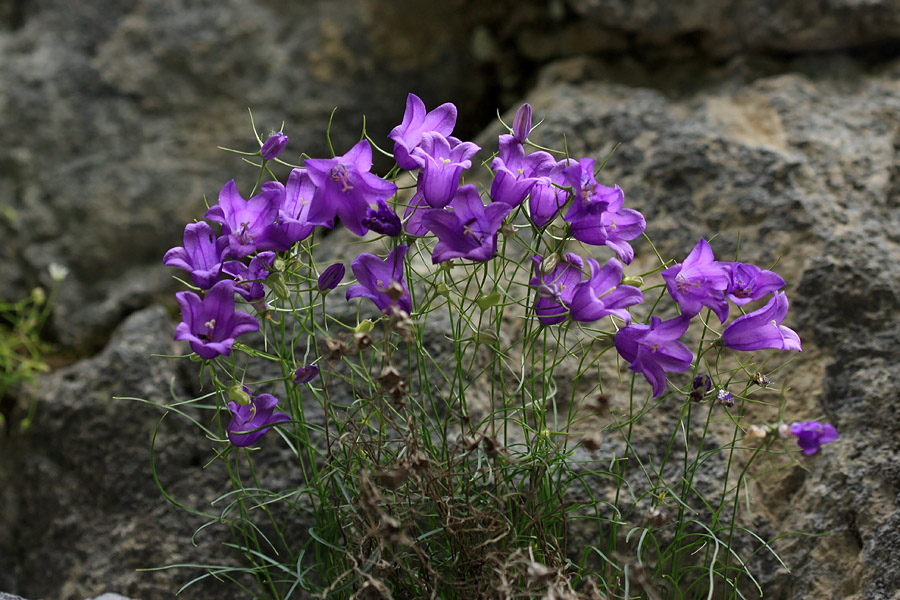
293 364 320 384
512 103 532 143
413 133 480 208
614 315 694 398
317 262 346 292
361 198 403 236
716 389 734 407
163 221 229 289
725 262 786 305
530 253 585 325
174 280 259 359
227 391 290 447
278 168 319 243
489 135 554 208
346 245 412 314
260 131 288 160
789 421 839 455
690 374 712 401
222 251 275 303
420 185 513 263
205 180 289 258
721 291 802 352
662 238 731 322
389 93 458 170
305 140 399 236
568 257 643 323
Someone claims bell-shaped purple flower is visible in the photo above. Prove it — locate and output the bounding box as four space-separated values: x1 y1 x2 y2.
530 253 585 325
346 245 412 314
528 158 573 228
205 180 289 258
361 198 403 237
163 221 229 289
278 168 319 243
174 280 259 359
227 391 290 447
662 238 731 322
305 140 398 237
420 185 513 263
260 131 288 160
222 251 275 303
614 315 694 398
413 133 480 208
721 291 802 352
562 158 615 222
566 182 646 264
725 262 786 305
568 257 643 323
489 135 555 208
317 262 346 292
293 364 320 384
389 93 458 170
789 421 839 455
512 103 533 143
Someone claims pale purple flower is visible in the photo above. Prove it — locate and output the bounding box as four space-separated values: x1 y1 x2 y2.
361 198 402 237
317 262 345 292
293 364 320 384
227 391 290 447
721 291 802 352
420 185 512 263
305 140 398 236
529 253 585 325
789 421 839 455
413 132 480 208
662 238 731 322
389 93 458 170
278 168 319 243
568 257 643 323
614 315 694 398
163 221 229 289
205 180 289 258
512 103 532 143
174 280 259 359
725 262 786 305
346 245 412 314
717 389 734 407
260 131 288 160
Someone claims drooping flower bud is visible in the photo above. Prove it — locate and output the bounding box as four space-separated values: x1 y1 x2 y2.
293 364 319 384
512 103 533 143
260 131 288 160
317 262 345 293
226 383 252 406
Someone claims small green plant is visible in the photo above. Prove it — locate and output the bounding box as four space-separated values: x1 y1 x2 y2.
130 97 838 599
0 264 66 431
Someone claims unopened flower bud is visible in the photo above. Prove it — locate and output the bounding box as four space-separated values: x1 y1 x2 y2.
30 287 46 304
226 384 252 406
267 272 290 300
477 329 498 345
476 291 502 310
293 364 319 384
260 131 288 160
540 253 560 275
512 103 533 143
435 282 451 297
746 425 767 439
500 221 516 238
48 262 69 282
777 423 792 439
317 262 345 293
621 275 644 287
355 319 374 334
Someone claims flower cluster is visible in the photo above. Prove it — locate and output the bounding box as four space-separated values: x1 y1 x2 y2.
163 93 836 454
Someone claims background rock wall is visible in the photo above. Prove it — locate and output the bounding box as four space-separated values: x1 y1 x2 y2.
1 1 899 598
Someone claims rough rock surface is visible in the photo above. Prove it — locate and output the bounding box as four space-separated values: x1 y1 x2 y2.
3 1 900 599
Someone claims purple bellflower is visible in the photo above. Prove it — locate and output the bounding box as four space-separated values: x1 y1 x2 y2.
402 190 431 237
205 180 289 258
389 93 458 170
567 185 646 264
489 135 555 209
361 198 403 237
725 262 786 305
260 131 288 160
614 315 694 398
662 238 731 322
305 140 399 236
528 158 573 228
562 158 615 222
317 262 346 292
530 253 585 325
789 421 839 455
227 390 290 447
346 245 413 314
163 221 229 289
721 291 802 352
278 168 319 243
512 103 532 143
222 251 275 304
413 132 480 208
568 257 643 324
174 280 259 359
420 185 513 263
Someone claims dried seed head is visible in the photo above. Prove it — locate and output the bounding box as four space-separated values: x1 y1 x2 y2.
581 431 603 453
746 425 767 439
354 330 374 351
753 371 771 388
584 394 610 414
